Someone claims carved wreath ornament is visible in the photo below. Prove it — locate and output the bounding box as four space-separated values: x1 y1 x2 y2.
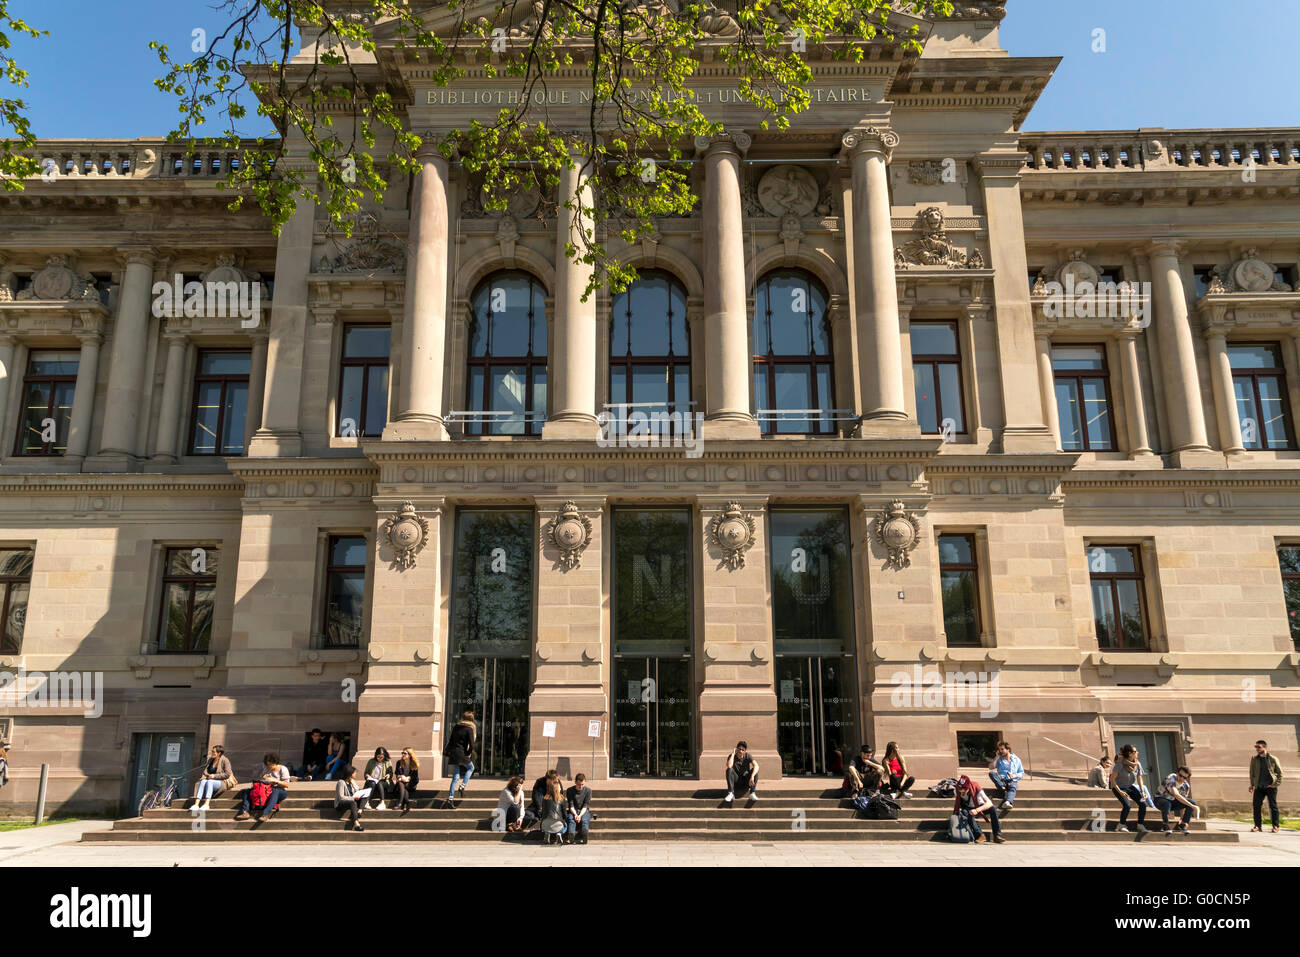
873 501 922 571
383 501 430 570
548 501 593 570
709 502 757 571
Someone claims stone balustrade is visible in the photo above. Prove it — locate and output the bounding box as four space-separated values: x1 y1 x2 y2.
1020 129 1300 172
18 138 274 179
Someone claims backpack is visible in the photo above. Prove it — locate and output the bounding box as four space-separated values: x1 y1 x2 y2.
948 811 974 843
249 781 274 808
929 777 958 797
867 795 900 820
851 794 872 814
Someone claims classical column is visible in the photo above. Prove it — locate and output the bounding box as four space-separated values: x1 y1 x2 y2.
0 335 15 456
247 191 316 457
85 247 155 469
973 152 1056 452
1130 252 1171 452
383 142 450 441
1206 325 1245 455
1034 332 1061 450
1118 328 1153 457
149 327 189 464
696 132 760 439
842 127 910 433
1146 239 1217 466
543 146 600 439
64 331 102 462
961 304 993 445
244 327 270 446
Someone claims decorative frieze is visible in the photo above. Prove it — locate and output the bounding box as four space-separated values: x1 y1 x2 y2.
893 207 984 269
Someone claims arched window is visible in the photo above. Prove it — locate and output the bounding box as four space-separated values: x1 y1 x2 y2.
609 271 691 432
466 271 548 435
753 269 835 434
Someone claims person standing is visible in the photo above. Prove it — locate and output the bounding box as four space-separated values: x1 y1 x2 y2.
1109 743 1149 833
989 741 1025 810
724 741 759 803
443 711 477 807
191 744 233 810
1249 740 1283 833
393 748 420 813
565 773 592 844
881 742 915 799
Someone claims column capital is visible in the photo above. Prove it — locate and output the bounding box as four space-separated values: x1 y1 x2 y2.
972 150 1028 181
694 130 751 157
74 329 103 346
413 131 456 162
840 126 899 162
1147 238 1188 261
161 322 189 344
115 245 158 269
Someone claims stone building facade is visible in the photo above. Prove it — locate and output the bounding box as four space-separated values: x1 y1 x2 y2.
1 1 1298 814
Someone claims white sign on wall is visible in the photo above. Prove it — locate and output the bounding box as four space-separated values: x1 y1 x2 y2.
542 721 557 739
588 720 602 738
165 743 181 763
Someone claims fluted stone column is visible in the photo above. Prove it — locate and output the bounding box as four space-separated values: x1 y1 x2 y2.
696 133 760 439
1034 332 1061 450
543 146 600 440
843 128 911 434
0 335 16 458
1118 328 1153 457
247 192 316 457
244 327 269 446
384 143 450 441
973 152 1056 452
149 328 189 464
1206 325 1245 455
64 331 102 463
1130 252 1171 452
1147 240 1218 466
85 247 155 469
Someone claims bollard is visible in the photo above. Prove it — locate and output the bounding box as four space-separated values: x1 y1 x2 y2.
35 762 49 825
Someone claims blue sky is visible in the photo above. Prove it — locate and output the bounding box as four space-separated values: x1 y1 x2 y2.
5 0 1299 138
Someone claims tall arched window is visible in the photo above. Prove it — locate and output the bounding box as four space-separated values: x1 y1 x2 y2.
753 269 835 434
609 271 691 431
466 271 548 435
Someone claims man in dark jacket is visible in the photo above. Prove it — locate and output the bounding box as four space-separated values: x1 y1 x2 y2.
1249 740 1284 832
296 729 327 780
564 773 592 844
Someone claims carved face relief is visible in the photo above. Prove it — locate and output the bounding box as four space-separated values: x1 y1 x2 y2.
548 501 593 570
383 501 430 570
709 502 757 571
1233 257 1277 293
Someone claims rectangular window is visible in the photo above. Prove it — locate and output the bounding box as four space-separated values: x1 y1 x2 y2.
957 732 999 766
157 547 218 653
0 548 34 654
1053 344 1115 451
1088 545 1148 649
16 352 78 456
189 351 251 455
911 322 965 436
338 325 391 438
1280 546 1300 648
769 508 854 654
938 534 980 646
322 536 366 649
449 509 534 655
1229 343 1295 451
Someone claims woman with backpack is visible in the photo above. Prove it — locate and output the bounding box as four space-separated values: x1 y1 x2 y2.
443 711 477 807
881 742 916 799
953 774 1005 844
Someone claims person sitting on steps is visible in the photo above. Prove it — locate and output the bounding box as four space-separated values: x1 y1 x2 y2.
363 747 394 810
235 753 289 823
393 748 419 813
540 776 568 846
954 774 1005 844
524 769 558 829
295 728 327 781
1088 755 1112 789
724 741 759 804
564 773 592 844
843 744 887 799
988 741 1025 811
1109 743 1150 834
1155 766 1197 834
881 742 915 799
334 764 366 832
191 744 233 811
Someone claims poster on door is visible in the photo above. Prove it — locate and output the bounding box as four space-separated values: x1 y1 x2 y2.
165 742 181 763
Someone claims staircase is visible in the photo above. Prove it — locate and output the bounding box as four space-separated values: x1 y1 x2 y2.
84 780 1238 843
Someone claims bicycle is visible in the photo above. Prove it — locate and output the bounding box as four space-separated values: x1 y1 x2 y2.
137 772 187 817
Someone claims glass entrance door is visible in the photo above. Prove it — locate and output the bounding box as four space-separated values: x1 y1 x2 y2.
776 656 854 776
129 732 195 811
1113 731 1179 784
447 656 530 777
611 508 695 777
613 656 693 777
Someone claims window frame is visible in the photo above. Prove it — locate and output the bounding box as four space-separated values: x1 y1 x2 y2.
1228 341 1296 451
14 351 78 456
608 270 692 427
0 547 34 655
156 546 218 653
465 271 548 436
1280 544 1300 649
187 349 252 456
937 532 981 646
1053 342 1118 452
335 323 392 439
1087 544 1150 650
752 269 836 436
911 321 969 437
321 534 367 649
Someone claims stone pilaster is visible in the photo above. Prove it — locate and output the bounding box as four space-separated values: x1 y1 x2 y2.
149 327 189 464
85 246 155 469
696 133 761 439
0 335 13 455
843 127 912 435
529 496 607 778
1205 324 1245 455
384 142 450 441
695 495 776 777
64 330 102 462
542 147 600 440
1034 332 1061 451
1118 328 1154 457
244 327 270 446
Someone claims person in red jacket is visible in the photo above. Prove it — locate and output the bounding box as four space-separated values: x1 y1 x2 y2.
954 774 1005 844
